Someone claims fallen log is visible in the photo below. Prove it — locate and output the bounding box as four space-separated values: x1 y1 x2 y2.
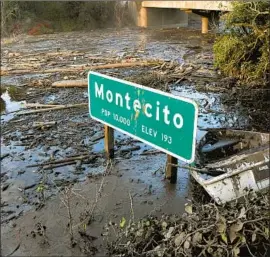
17 103 87 116
1 61 162 76
32 121 57 129
90 61 161 70
52 80 87 88
24 103 65 108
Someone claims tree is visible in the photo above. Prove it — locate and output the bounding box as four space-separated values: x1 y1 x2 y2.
1 1 20 36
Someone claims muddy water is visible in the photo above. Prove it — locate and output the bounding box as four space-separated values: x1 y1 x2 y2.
0 90 25 122
1 28 252 222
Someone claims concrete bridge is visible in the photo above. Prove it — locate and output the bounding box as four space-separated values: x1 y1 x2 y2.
128 1 232 33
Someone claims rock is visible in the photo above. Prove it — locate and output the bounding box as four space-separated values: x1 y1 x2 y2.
148 200 153 205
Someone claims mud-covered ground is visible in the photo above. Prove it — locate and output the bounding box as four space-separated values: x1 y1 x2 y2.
1 28 269 256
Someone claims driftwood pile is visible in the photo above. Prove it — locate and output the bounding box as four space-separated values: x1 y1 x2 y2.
107 191 269 257
2 49 222 92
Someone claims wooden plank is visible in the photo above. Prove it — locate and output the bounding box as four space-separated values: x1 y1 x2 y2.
166 155 178 184
104 125 114 159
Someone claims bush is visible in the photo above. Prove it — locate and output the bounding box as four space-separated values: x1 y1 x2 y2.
213 1 270 85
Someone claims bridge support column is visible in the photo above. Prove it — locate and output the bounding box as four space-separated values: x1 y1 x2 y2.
139 7 148 27
201 16 209 34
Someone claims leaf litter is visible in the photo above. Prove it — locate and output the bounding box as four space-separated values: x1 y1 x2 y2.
106 190 269 257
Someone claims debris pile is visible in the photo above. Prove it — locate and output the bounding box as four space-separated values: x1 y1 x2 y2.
107 191 269 257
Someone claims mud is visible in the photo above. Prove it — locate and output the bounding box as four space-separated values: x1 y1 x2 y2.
1 28 268 256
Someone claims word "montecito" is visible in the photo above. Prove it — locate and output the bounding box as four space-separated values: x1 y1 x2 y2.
95 82 184 129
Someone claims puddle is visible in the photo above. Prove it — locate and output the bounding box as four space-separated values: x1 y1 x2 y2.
0 89 25 122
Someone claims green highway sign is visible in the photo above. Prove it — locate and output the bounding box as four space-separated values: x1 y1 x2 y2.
88 71 198 163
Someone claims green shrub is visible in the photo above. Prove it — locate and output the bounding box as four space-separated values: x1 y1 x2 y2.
213 1 270 84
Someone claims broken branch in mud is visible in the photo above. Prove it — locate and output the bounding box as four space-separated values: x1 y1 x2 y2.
6 242 21 257
59 186 76 247
85 165 108 225
0 153 10 161
73 160 113 229
26 154 96 168
43 161 76 170
17 103 87 116
129 191 135 222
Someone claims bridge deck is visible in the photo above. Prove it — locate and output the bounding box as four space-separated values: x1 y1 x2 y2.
142 1 232 11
